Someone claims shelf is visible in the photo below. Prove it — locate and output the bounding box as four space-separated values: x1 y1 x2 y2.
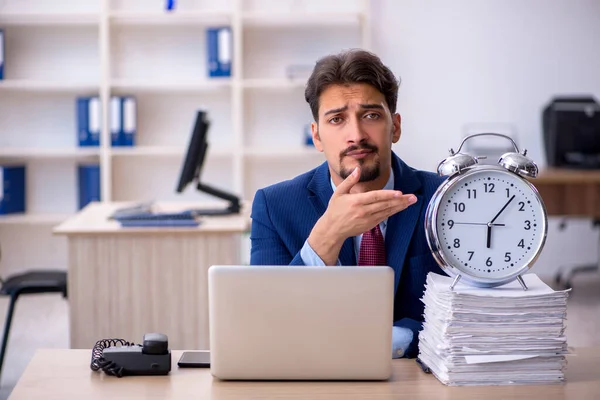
242 79 307 90
110 146 233 158
0 80 99 93
0 13 99 26
110 79 231 94
0 213 72 225
108 11 231 26
244 147 323 158
0 0 369 275
0 148 100 159
242 11 363 28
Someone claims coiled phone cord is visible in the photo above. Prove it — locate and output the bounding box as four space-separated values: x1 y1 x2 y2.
90 338 140 378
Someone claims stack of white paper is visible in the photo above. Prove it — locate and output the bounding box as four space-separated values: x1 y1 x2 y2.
418 272 570 386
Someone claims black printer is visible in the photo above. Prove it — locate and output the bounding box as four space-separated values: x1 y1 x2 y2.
542 96 600 169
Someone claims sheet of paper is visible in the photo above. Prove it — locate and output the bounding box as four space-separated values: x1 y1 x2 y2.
429 272 567 297
463 354 539 364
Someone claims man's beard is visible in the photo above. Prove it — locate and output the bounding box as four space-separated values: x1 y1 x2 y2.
339 143 380 182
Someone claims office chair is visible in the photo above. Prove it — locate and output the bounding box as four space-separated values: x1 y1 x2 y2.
554 219 600 289
0 244 67 384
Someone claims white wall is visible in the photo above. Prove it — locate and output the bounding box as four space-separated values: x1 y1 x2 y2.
372 0 600 279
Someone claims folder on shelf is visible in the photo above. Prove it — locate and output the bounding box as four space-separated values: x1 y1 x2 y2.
121 96 137 146
304 123 314 146
76 96 101 147
76 97 88 146
0 165 26 215
77 164 101 210
165 0 176 11
207 27 232 78
110 96 122 147
0 29 4 80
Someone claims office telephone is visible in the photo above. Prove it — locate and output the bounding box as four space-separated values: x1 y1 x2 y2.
90 333 171 377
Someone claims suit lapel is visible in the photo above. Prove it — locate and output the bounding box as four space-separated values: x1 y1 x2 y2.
338 239 356 265
307 161 332 217
307 162 356 265
386 154 423 292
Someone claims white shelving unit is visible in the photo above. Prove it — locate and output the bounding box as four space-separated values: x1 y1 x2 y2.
0 213 72 225
0 0 370 274
108 10 231 26
0 80 99 93
0 13 100 26
0 147 100 158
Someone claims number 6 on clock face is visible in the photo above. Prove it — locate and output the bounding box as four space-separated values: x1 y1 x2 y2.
426 165 548 287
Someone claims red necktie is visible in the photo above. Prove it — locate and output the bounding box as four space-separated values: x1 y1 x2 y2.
358 225 386 266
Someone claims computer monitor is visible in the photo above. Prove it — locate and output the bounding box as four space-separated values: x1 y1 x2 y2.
176 110 241 215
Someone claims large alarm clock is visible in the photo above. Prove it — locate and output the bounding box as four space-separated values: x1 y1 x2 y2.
425 133 548 290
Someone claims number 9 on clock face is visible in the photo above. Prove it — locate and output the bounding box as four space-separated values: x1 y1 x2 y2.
427 166 547 284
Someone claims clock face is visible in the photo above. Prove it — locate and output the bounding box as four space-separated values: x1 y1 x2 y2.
433 167 547 280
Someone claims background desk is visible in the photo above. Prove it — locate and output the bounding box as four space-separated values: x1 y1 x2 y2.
530 169 600 287
8 348 600 400
532 169 600 217
53 202 250 350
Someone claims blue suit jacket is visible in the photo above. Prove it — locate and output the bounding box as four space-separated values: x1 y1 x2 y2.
250 152 447 357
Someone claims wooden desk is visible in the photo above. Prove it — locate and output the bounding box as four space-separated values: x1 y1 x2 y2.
53 202 250 350
9 348 600 400
532 169 600 217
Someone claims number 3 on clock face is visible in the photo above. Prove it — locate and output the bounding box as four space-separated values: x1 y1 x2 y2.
433 168 547 281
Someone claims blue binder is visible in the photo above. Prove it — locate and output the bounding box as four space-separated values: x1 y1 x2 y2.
165 0 176 11
76 97 88 146
77 164 101 210
76 96 100 147
121 96 136 146
207 27 232 77
304 124 314 146
0 29 4 80
0 165 26 215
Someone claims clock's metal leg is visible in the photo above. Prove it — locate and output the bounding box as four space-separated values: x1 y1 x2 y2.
517 275 528 291
450 274 462 291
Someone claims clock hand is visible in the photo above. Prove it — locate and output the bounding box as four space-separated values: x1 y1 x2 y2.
487 225 491 248
490 195 516 224
453 222 505 226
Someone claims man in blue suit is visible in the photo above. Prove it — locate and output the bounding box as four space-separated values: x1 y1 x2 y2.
250 49 447 359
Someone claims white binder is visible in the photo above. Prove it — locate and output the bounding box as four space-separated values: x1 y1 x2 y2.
0 30 4 80
122 97 137 146
88 96 101 146
110 96 122 146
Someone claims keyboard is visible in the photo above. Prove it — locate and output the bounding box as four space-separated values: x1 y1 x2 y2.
118 218 199 228
111 204 199 227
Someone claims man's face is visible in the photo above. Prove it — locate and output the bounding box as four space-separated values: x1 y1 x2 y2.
312 83 401 183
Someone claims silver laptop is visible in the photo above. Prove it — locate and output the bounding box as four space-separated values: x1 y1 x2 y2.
208 265 394 380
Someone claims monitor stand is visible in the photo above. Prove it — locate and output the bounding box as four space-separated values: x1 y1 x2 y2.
191 181 241 216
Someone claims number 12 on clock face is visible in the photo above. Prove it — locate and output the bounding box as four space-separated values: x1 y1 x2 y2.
435 169 546 280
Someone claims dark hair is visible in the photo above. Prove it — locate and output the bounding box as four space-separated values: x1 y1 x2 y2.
305 49 400 122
